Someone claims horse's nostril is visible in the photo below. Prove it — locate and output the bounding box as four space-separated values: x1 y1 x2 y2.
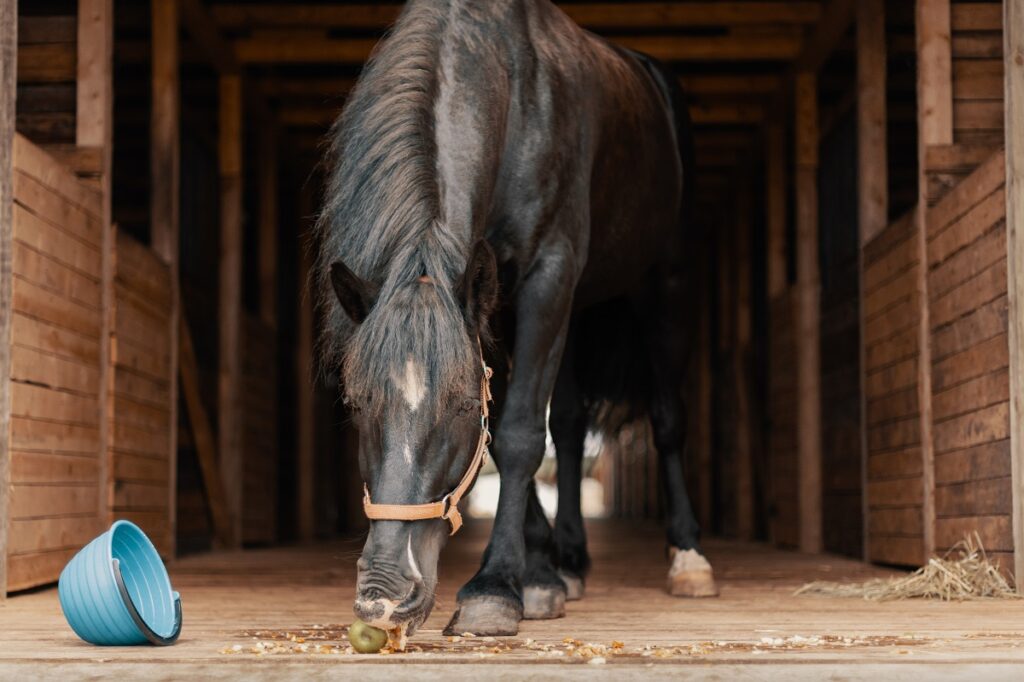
354 598 400 627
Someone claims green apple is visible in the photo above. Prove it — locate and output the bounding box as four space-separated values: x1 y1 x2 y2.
348 619 388 653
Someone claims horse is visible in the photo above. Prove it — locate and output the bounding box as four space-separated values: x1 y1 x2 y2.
315 0 717 640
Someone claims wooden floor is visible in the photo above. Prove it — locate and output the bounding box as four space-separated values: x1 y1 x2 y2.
2 520 1024 680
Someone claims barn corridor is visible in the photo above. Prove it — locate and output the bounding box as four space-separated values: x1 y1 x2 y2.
3 521 1024 677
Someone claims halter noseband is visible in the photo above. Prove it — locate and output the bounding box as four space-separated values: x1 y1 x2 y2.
361 347 493 535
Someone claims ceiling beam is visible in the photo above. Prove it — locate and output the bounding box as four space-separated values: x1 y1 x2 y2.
235 34 802 64
212 3 822 30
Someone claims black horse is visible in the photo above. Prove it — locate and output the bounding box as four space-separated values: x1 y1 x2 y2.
315 0 717 640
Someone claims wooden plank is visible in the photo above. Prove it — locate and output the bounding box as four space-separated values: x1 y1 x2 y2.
9 382 98 427
935 475 1013 517
7 516 98 555
235 34 803 64
12 135 102 218
113 368 170 409
114 481 170 511
213 3 823 29
869 507 924 537
867 476 924 508
17 16 76 44
954 101 1004 131
928 220 1006 300
9 416 100 454
113 451 170 483
932 331 1009 393
935 514 1012 552
794 72 821 554
857 0 887 245
865 356 918 398
39 144 103 176
10 484 98 519
929 252 1006 331
932 369 1009 423
12 241 100 309
925 143 1001 174
11 275 101 338
952 34 1003 59
867 447 923 480
928 186 1005 267
9 345 99 396
16 43 75 83
950 3 1002 32
952 60 1004 101
1 0 16 598
1003 0 1024 589
935 439 1012 485
10 313 99 367
917 0 953 147
12 203 101 279
179 312 234 547
10 452 98 485
931 294 1007 363
6 547 77 591
933 402 1010 455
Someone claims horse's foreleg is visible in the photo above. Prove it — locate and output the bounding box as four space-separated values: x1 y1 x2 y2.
444 247 576 637
550 336 589 600
521 482 566 619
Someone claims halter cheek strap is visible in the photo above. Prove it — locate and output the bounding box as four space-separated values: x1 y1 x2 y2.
362 352 494 536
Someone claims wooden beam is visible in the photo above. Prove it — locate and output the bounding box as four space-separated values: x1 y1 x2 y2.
179 312 234 547
235 34 802 64
151 0 180 557
1003 0 1024 590
218 74 244 547
914 0 951 564
766 120 787 297
795 72 822 554
212 3 822 29
180 0 239 74
857 0 888 562
0 0 16 600
296 186 316 542
917 0 953 147
735 178 754 541
258 123 278 326
78 0 114 526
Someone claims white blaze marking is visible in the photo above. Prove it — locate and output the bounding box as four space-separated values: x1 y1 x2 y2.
407 536 423 581
403 442 413 465
394 358 427 411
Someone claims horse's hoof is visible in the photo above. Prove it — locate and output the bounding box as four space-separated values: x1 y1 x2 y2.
523 584 566 619
559 570 585 601
443 596 522 636
667 547 720 598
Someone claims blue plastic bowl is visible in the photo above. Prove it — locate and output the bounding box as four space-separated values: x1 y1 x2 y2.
58 520 182 646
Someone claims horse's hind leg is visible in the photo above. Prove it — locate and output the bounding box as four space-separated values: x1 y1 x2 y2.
646 279 719 598
550 335 590 600
521 483 567 619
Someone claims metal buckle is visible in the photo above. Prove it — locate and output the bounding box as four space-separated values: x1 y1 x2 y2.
439 492 454 519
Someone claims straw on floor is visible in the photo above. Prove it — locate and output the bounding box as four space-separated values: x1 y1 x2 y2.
795 534 1020 601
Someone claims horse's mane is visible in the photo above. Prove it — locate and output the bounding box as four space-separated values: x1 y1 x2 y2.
314 0 475 415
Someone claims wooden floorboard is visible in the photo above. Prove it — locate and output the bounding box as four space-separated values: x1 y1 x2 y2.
1 520 1024 679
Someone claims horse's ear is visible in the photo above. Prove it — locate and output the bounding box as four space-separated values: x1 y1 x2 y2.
329 261 379 324
458 240 498 335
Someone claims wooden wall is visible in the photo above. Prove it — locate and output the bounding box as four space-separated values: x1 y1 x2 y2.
5 135 104 591
16 4 77 147
950 2 1003 148
925 150 1012 568
862 208 925 566
107 229 173 556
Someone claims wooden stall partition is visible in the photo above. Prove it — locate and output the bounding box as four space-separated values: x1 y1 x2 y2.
767 289 798 548
15 4 77 148
5 134 105 591
862 208 926 566
241 313 278 545
0 0 16 599
925 150 1013 570
107 229 174 556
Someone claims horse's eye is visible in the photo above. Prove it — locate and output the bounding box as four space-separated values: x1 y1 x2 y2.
344 395 362 413
458 398 477 415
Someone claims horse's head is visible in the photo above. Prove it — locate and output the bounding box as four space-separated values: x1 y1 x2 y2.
328 240 498 636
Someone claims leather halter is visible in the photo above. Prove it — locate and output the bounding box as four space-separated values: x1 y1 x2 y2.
361 348 494 535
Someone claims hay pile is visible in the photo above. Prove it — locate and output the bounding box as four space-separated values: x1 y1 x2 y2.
796 535 1020 601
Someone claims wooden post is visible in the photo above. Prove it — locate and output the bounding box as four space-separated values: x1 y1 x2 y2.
151 0 180 557
915 0 951 562
735 178 754 540
766 119 787 298
297 182 316 542
1003 0 1024 589
77 0 114 526
857 0 888 561
218 75 243 547
259 123 279 326
0 0 17 600
795 72 822 554
857 0 887 245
